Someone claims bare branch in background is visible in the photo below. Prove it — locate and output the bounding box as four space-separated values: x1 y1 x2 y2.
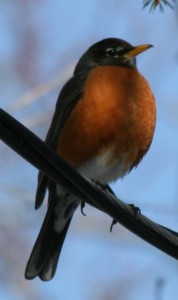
9 64 74 113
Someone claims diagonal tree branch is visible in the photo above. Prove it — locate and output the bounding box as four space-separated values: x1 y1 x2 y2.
0 108 178 260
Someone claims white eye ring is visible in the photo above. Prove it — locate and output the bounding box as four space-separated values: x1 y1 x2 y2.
105 46 124 58
106 47 117 57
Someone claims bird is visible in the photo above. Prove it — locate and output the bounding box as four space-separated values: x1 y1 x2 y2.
25 37 156 281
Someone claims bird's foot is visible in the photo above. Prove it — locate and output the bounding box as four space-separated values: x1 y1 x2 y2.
92 180 116 196
129 204 141 217
110 205 141 232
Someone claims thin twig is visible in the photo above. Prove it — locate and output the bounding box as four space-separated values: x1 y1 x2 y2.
143 0 175 11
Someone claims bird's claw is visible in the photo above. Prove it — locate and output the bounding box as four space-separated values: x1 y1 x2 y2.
110 219 117 232
129 204 141 217
81 201 86 216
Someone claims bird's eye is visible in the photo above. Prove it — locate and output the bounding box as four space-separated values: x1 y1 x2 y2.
106 47 118 57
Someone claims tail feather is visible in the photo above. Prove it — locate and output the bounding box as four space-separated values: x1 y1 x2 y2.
39 218 72 281
25 196 76 280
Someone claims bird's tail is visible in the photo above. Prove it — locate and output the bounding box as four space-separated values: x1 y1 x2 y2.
25 192 78 281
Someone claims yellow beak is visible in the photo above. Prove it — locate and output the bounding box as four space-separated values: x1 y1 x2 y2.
123 44 153 59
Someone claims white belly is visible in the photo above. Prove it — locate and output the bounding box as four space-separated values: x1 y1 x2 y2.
77 148 133 184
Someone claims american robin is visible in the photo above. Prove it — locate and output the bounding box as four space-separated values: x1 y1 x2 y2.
25 38 156 281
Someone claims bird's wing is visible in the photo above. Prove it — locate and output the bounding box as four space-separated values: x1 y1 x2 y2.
35 74 85 209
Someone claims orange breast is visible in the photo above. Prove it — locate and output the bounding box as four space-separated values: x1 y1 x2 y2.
57 66 156 169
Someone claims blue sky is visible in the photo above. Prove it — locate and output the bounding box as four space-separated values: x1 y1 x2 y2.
0 1 178 299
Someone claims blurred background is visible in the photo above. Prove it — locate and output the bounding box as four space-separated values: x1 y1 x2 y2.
0 0 178 299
